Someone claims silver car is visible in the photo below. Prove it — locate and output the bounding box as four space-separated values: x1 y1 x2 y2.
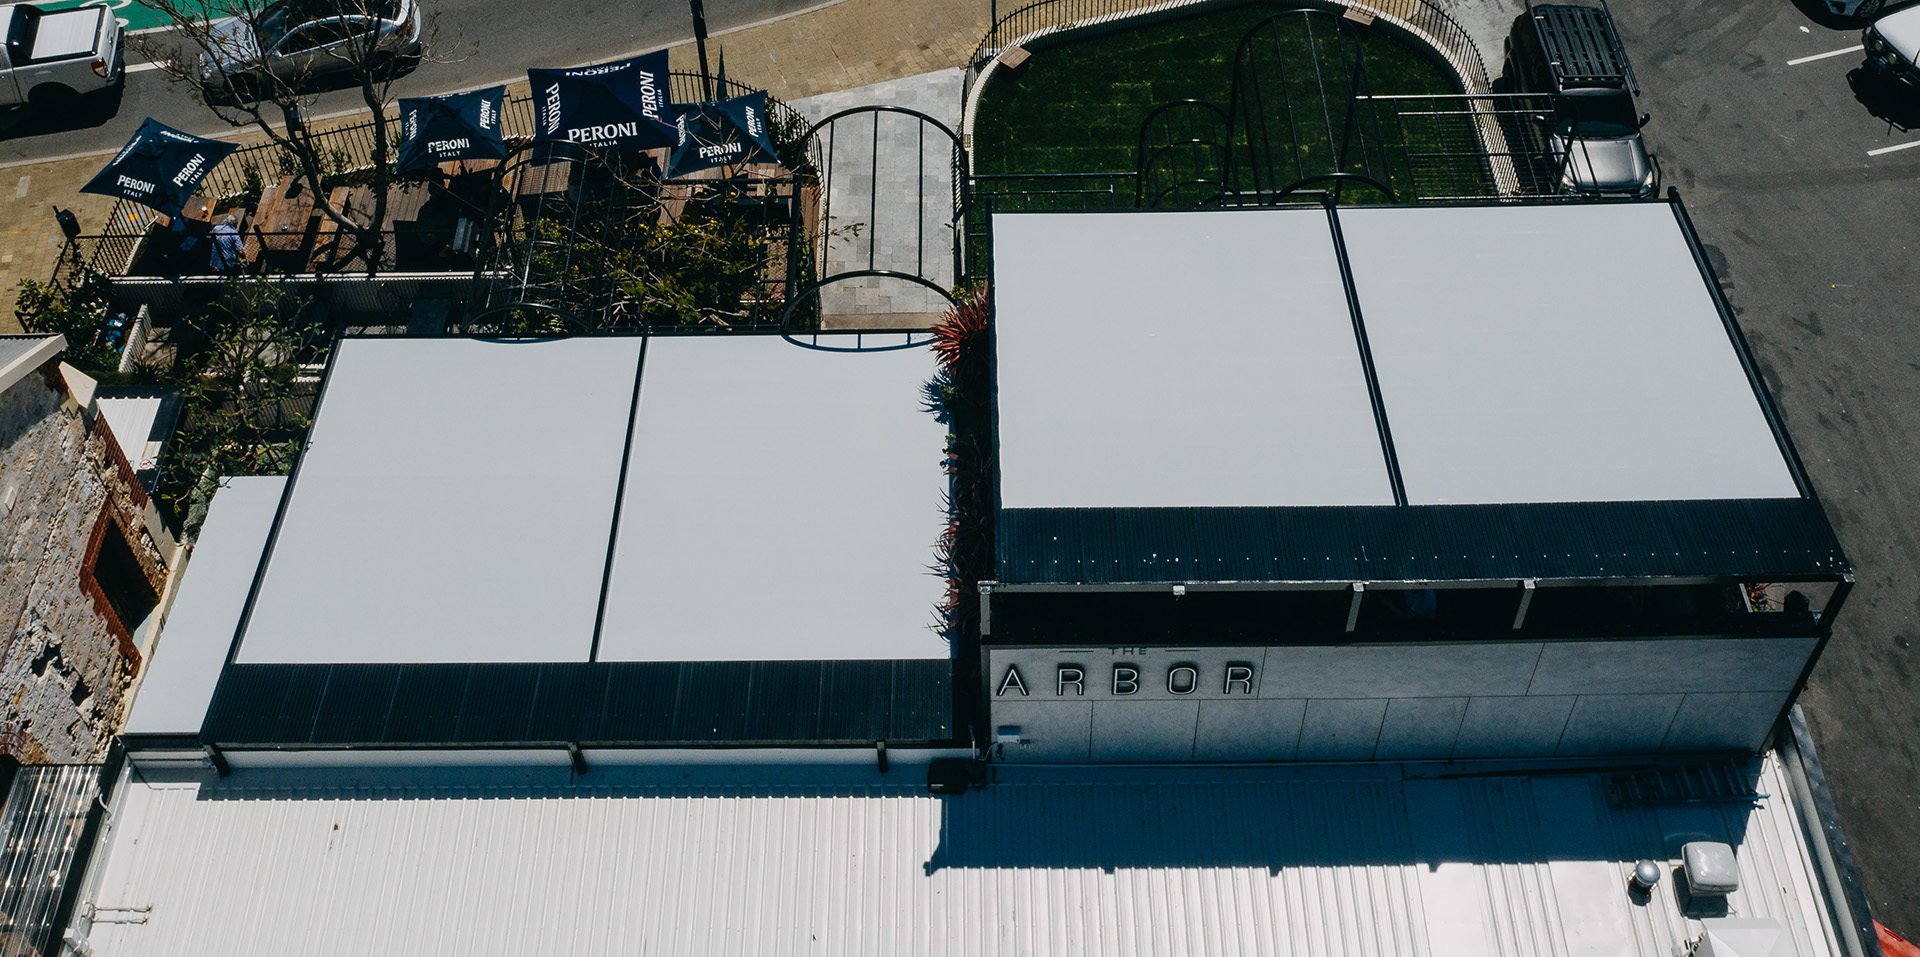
1546 87 1657 198
199 0 421 94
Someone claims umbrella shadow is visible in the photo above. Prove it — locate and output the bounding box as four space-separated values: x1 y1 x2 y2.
1847 64 1920 131
0 87 128 139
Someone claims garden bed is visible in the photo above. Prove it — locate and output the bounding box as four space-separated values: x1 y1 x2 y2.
972 2 1483 203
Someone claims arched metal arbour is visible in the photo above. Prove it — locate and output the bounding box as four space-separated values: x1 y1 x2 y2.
1134 99 1234 208
1226 9 1401 205
780 105 968 352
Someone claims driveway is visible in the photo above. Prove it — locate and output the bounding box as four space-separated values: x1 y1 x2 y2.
1598 0 1920 934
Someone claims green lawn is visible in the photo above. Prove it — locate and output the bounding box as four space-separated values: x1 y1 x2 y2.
973 4 1479 202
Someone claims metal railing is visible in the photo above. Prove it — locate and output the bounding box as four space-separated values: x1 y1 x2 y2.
180 73 807 208
974 0 1491 95
68 73 810 284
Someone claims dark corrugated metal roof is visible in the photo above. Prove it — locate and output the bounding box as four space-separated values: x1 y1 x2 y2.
996 499 1850 585
201 661 955 748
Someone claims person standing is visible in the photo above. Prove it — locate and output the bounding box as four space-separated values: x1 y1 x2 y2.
209 214 246 273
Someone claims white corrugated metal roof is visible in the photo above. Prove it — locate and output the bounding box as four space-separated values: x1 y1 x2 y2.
96 397 163 472
0 334 63 397
126 477 286 736
77 756 1839 957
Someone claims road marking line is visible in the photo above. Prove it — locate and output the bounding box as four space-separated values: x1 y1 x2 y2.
1788 44 1864 65
125 60 165 73
14 175 28 198
1868 139 1920 155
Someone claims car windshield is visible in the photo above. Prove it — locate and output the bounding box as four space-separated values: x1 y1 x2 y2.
253 0 399 48
1558 88 1639 137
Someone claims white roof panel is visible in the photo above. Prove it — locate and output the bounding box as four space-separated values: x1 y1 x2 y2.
991 210 1395 509
596 336 949 661
81 756 1841 957
125 477 285 735
96 396 162 472
237 338 643 664
1338 203 1800 505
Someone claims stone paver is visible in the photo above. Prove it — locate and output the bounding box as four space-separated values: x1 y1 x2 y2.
791 68 966 329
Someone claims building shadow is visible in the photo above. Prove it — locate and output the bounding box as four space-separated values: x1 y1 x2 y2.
923 762 1762 874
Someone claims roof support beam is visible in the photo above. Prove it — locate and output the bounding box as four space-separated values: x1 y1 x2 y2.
1321 195 1406 506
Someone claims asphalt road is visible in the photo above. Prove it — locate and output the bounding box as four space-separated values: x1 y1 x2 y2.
1603 0 1920 935
0 0 823 164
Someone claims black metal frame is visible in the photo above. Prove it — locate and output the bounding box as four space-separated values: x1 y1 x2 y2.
779 105 970 350
1227 8 1402 205
1133 99 1234 208
978 193 1848 603
195 328 960 756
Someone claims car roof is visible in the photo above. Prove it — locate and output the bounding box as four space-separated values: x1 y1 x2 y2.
1527 4 1635 87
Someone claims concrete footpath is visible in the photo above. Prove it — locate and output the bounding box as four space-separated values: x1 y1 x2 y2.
0 0 990 332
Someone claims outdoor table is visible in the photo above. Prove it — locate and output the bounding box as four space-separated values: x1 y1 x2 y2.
438 157 502 178
307 187 360 272
251 175 317 260
158 196 215 228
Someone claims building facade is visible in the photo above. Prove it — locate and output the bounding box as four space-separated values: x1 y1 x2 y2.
0 336 175 763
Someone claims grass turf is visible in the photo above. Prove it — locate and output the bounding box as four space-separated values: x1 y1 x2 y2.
974 4 1477 201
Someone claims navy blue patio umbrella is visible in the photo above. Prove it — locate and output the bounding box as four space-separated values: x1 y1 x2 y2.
396 85 509 174
80 118 239 217
667 90 782 178
527 50 677 151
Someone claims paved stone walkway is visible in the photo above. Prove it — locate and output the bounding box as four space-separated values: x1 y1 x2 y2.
791 68 966 330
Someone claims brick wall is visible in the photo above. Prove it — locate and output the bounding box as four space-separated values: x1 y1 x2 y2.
0 363 169 763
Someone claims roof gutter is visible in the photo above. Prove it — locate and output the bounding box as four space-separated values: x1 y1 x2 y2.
1776 705 1886 957
0 335 67 397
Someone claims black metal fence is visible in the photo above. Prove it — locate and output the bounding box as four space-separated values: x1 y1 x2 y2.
1358 92 1562 199
974 0 1492 94
65 73 810 291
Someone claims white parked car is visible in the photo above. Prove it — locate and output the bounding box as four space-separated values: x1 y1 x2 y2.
0 3 124 110
1831 0 1912 19
1865 4 1920 88
199 0 422 95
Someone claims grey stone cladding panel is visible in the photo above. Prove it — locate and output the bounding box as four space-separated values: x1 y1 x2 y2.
1375 697 1469 760
1662 692 1786 754
992 700 1092 761
1194 698 1306 762
1259 644 1540 699
1555 694 1685 756
1527 638 1818 696
1092 700 1199 762
1455 696 1577 758
1297 699 1388 761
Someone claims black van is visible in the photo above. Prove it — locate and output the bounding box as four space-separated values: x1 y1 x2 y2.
1502 2 1656 197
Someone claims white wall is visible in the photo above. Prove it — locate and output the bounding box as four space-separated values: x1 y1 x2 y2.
985 638 1818 762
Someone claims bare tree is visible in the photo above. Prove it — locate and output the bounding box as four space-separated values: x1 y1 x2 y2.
132 0 450 271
